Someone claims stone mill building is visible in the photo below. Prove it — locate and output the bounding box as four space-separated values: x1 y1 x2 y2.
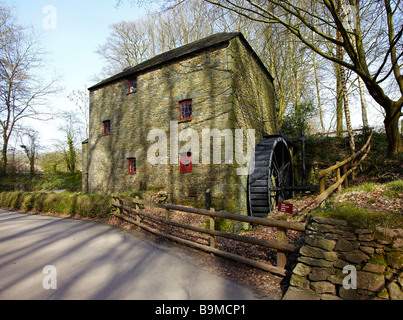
82 32 278 215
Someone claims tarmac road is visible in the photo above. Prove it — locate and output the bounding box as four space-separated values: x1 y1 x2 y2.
0 210 265 300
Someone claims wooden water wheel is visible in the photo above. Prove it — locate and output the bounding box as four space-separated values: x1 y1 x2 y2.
248 135 294 218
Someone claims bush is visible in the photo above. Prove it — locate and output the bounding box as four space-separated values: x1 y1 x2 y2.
0 191 113 219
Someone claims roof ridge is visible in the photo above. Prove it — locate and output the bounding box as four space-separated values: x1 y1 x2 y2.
89 32 242 91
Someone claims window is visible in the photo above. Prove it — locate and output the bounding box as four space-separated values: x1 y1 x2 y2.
127 158 137 174
180 152 192 173
103 120 111 136
179 100 192 120
128 78 137 94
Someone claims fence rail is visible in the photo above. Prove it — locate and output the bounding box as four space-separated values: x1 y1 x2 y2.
112 196 306 277
315 131 374 205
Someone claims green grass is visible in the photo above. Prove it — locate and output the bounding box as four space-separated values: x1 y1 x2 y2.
345 182 379 193
0 172 82 192
341 180 403 199
385 180 403 193
313 201 403 229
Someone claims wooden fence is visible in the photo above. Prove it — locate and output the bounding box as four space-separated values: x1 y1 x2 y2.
315 131 374 205
112 196 306 277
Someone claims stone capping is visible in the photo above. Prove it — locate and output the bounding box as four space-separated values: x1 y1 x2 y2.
283 216 403 300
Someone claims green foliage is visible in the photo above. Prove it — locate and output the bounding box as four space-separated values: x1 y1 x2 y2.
384 180 403 198
204 217 241 233
0 191 113 219
64 133 77 173
281 102 317 138
345 182 379 193
38 151 66 173
385 180 403 193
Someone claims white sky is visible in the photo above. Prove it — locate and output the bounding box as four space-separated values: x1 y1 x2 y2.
7 0 150 150
5 0 389 152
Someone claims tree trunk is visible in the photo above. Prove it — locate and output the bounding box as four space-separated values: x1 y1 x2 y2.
336 0 355 152
1 134 9 175
313 52 325 133
358 77 369 128
335 63 344 137
340 65 356 153
1 145 7 175
384 102 403 156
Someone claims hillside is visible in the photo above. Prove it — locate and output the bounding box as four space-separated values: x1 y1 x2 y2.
271 131 402 228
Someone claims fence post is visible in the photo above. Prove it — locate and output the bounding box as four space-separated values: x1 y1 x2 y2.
277 217 287 269
343 164 349 188
117 197 124 216
319 177 325 194
336 165 342 194
165 208 170 234
134 196 141 228
209 208 216 248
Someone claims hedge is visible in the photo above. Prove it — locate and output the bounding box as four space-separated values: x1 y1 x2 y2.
0 191 113 219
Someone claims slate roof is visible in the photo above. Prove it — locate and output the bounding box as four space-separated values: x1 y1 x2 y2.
89 32 272 91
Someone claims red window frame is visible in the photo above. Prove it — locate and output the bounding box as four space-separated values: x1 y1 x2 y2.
179 100 192 120
127 158 137 174
180 152 192 173
128 78 137 94
103 120 111 136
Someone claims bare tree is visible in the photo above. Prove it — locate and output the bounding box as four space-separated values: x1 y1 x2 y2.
203 0 403 155
68 85 90 139
97 0 218 78
108 0 316 130
0 5 57 173
58 111 83 173
121 0 402 155
20 128 40 175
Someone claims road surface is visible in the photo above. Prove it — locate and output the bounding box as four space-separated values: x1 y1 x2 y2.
0 210 265 300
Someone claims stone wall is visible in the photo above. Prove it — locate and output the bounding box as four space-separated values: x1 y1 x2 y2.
284 216 403 300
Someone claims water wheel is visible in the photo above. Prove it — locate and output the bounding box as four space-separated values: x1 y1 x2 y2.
248 135 294 218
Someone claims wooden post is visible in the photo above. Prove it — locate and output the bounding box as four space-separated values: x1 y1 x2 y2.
343 164 349 188
336 166 342 194
319 177 325 194
209 208 216 248
134 197 141 228
165 208 170 234
277 217 287 269
117 198 123 215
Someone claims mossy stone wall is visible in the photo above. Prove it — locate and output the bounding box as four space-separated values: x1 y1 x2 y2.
284 216 403 300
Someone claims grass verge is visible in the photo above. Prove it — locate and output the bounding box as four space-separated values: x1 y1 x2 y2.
0 191 113 219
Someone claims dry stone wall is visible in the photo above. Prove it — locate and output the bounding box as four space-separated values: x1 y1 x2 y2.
284 216 403 300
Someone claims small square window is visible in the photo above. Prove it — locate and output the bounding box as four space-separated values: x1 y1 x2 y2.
103 120 111 136
179 100 192 120
180 152 192 173
128 158 136 174
128 78 137 94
